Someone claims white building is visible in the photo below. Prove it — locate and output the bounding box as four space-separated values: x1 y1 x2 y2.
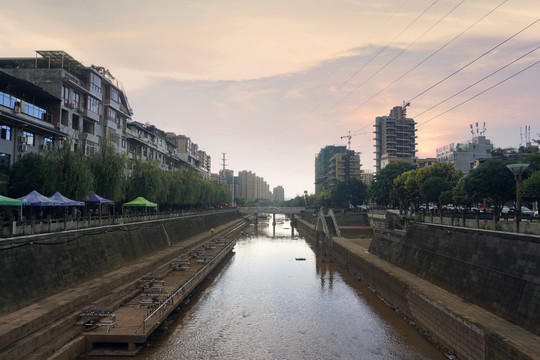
436 136 493 174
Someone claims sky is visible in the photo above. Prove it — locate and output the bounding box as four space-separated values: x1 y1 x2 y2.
1 0 539 198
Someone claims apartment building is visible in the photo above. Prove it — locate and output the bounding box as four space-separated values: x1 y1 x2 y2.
167 133 211 179
0 51 132 155
237 170 271 201
374 105 417 172
273 185 285 202
0 70 65 166
315 145 361 192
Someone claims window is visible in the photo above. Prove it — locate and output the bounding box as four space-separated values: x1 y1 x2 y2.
0 125 11 140
23 131 35 146
110 88 120 104
71 92 81 109
62 86 70 106
44 137 53 150
72 114 80 130
83 120 94 134
0 153 10 168
88 96 100 114
24 103 47 121
90 72 102 93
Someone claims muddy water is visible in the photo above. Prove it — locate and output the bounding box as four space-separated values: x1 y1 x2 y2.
135 215 446 359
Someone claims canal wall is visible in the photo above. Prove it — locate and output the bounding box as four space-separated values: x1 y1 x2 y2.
0 210 240 315
294 217 540 360
369 223 540 337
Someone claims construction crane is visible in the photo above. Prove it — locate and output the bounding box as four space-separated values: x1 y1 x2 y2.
341 130 353 150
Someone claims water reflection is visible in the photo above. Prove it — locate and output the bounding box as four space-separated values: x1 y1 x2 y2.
135 215 444 360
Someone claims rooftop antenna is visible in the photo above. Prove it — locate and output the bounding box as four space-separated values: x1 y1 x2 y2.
341 131 352 150
221 153 227 172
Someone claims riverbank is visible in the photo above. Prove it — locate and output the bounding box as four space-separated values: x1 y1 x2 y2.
294 217 540 360
0 213 248 359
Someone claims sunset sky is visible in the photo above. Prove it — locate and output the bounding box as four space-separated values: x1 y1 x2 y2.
1 0 539 198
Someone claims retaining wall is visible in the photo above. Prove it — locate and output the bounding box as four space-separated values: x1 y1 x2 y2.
369 223 540 336
0 210 240 314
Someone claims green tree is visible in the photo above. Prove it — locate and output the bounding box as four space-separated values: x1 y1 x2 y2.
329 178 367 207
420 176 451 207
393 169 421 212
43 141 94 199
463 159 514 216
520 170 540 204
371 162 416 206
127 159 165 203
87 142 127 203
8 152 49 197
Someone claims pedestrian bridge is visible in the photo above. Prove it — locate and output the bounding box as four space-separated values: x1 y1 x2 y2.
238 206 303 215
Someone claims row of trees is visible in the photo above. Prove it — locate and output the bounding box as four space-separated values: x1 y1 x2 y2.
285 147 540 214
2 142 232 208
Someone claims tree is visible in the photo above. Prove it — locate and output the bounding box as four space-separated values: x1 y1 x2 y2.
463 159 514 215
43 141 94 199
393 169 421 212
420 176 451 207
8 152 49 197
126 159 165 203
329 178 367 207
520 170 540 205
371 162 416 206
87 142 127 203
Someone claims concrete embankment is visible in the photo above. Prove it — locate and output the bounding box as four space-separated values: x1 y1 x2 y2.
294 216 540 360
0 210 245 359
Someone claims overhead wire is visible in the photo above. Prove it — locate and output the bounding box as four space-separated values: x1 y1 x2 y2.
314 0 441 119
416 59 540 129
344 0 508 119
411 44 540 119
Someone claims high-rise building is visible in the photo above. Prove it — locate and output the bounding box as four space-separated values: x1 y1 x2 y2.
273 186 285 202
315 145 361 192
436 136 493 174
374 105 417 172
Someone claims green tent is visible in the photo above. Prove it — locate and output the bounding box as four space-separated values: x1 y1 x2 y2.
0 195 23 206
122 197 157 208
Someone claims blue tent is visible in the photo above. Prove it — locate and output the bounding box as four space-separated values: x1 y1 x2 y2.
17 190 62 206
85 191 113 204
48 192 84 207
85 191 114 216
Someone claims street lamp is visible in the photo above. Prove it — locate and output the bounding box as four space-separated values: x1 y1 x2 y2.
506 163 529 233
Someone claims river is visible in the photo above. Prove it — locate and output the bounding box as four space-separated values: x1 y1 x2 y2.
134 214 446 360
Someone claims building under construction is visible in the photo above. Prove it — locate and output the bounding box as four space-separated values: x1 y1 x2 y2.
315 145 361 193
374 105 417 172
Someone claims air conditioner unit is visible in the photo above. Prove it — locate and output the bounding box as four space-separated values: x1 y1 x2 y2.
19 144 28 152
67 103 75 109
14 106 21 113
55 123 61 130
19 136 27 143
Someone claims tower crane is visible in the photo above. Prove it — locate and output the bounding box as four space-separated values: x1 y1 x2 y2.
341 131 353 150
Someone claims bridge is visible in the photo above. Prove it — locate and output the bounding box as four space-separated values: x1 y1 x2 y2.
238 206 304 215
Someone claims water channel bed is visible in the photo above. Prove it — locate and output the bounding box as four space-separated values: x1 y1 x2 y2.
128 215 446 360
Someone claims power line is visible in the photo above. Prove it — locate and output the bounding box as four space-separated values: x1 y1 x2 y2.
408 17 540 103
412 44 540 119
314 0 441 119
345 0 508 117
417 59 540 129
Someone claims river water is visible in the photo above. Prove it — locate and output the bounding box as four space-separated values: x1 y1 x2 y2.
134 215 446 360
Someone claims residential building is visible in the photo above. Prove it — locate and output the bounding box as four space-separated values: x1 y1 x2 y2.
315 145 361 192
436 136 493 174
237 170 271 201
273 186 285 202
0 50 132 156
413 157 437 169
374 105 417 172
0 70 65 166
126 121 182 172
167 133 211 179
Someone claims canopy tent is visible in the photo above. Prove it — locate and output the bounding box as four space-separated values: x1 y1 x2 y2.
85 191 114 204
48 192 84 207
85 191 114 216
0 195 23 206
123 196 157 214
17 190 62 206
123 197 157 208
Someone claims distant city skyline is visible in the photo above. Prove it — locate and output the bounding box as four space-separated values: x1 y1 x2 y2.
1 0 538 198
